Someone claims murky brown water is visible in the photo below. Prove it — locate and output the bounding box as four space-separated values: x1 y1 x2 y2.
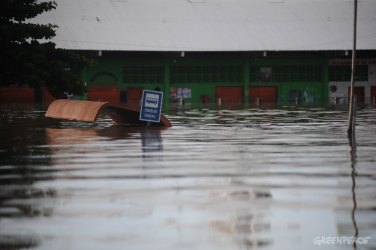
0 106 375 250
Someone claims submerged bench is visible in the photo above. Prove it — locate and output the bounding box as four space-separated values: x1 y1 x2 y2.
45 99 172 127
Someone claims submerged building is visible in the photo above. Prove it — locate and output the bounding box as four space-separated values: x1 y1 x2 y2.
32 0 376 106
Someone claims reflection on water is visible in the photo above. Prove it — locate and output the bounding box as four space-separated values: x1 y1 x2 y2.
0 107 376 250
349 124 358 250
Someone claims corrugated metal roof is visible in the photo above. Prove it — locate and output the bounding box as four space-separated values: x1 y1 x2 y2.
33 0 376 51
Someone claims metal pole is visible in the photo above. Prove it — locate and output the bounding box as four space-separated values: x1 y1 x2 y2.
348 0 357 136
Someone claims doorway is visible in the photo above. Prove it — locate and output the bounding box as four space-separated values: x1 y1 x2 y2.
348 86 365 103
88 83 120 104
371 86 376 104
249 86 277 104
216 87 243 105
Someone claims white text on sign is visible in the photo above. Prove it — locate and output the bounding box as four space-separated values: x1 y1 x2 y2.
145 93 159 108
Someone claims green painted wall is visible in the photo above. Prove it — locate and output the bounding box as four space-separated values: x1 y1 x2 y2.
248 57 327 105
85 58 123 86
167 57 243 105
82 53 330 106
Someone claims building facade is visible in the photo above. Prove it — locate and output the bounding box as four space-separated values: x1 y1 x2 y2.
81 51 376 107
25 0 376 107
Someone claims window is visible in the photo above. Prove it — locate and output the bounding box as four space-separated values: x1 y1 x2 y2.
260 67 272 82
171 65 242 83
123 66 163 83
250 65 322 82
329 65 368 81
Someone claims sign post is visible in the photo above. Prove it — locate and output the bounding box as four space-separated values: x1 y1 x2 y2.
139 90 163 123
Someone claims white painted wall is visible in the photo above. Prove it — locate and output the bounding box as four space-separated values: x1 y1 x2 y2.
329 80 373 105
328 62 376 105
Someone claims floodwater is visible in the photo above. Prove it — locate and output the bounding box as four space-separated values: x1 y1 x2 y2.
0 106 375 250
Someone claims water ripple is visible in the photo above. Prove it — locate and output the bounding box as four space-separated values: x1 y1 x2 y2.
0 107 375 250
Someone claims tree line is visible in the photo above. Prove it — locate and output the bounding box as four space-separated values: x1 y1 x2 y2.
0 0 92 98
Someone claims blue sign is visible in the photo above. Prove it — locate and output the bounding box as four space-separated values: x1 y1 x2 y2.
139 90 163 123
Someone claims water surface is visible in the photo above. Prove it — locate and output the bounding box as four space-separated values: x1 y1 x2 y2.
0 107 375 250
